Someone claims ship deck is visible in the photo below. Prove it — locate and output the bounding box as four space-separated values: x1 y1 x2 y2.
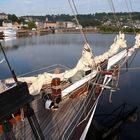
0 64 106 140
0 63 107 140
0 84 97 140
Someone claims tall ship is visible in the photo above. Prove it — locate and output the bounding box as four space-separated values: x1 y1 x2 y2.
0 0 139 140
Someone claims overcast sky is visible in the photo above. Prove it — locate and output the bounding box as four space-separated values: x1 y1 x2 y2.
0 0 140 16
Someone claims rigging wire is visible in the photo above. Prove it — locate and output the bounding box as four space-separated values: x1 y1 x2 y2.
107 0 121 29
68 0 97 69
124 0 136 33
128 49 139 67
107 0 140 73
128 0 134 13
67 0 89 45
124 0 139 68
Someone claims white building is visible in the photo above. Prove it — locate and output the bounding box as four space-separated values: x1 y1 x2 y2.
44 21 79 29
2 20 12 27
0 13 8 20
65 21 76 28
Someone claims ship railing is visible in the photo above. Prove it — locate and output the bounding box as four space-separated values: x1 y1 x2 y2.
62 73 102 140
17 64 70 78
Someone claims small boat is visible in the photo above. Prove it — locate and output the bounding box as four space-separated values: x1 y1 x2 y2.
3 27 17 37
0 27 17 39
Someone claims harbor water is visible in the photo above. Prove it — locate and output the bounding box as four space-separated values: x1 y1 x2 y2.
0 33 140 139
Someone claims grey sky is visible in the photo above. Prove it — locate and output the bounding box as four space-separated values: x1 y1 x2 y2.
0 0 140 16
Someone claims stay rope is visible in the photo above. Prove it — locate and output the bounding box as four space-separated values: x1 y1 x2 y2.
124 0 139 67
124 0 136 33
108 0 121 29
67 0 89 45
68 0 99 71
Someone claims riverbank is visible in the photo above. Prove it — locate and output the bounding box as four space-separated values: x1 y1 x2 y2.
16 27 139 37
16 28 98 37
17 29 54 37
55 28 98 34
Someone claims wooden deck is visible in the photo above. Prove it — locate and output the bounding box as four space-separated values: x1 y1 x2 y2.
0 65 107 140
0 84 97 140
0 51 124 140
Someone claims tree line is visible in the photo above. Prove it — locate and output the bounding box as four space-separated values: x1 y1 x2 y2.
4 12 140 32
7 12 140 23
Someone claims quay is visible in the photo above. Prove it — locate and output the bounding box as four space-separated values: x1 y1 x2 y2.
16 28 98 37
17 29 54 37
1 27 99 39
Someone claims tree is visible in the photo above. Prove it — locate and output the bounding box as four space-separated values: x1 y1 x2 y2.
28 21 36 29
8 14 19 23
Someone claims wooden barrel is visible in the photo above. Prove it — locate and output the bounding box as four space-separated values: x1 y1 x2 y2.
51 78 61 104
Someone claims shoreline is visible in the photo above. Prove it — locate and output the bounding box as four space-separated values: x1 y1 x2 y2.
16 28 137 37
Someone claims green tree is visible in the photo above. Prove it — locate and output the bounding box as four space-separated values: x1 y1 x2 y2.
18 17 25 24
28 21 36 29
8 14 19 23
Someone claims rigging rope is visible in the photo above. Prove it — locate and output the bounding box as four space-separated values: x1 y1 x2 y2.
124 0 139 67
128 0 133 13
67 0 98 70
128 49 139 67
124 0 136 33
67 0 89 45
107 0 121 29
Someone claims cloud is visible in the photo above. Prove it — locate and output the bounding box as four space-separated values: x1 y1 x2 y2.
0 0 140 16
24 0 32 4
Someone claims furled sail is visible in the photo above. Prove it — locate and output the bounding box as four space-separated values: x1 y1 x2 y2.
5 32 137 95
127 34 140 56
94 32 127 64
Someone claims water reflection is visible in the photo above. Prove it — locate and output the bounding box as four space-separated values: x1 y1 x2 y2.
0 33 138 82
86 103 138 140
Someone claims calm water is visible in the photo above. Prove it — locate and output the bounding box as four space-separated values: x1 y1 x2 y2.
0 34 140 139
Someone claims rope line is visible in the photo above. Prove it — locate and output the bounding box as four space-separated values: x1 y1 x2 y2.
68 0 89 45
108 0 121 29
124 0 136 33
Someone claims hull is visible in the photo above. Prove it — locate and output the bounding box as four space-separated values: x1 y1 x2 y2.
4 31 17 37
0 27 17 38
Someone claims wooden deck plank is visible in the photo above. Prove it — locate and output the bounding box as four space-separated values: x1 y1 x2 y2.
0 82 97 140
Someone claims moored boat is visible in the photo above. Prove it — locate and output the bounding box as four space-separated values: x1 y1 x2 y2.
3 27 17 37
0 27 17 40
